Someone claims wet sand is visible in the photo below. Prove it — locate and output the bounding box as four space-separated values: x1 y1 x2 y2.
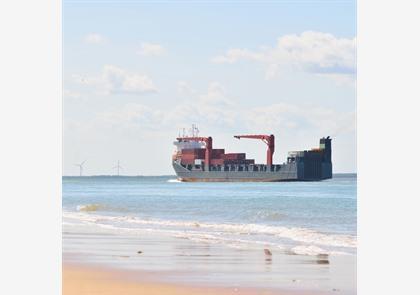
63 228 355 294
63 263 327 295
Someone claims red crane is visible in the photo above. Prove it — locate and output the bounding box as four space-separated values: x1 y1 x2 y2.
176 136 213 169
234 134 275 166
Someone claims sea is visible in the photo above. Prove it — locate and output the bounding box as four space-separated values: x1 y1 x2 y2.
63 174 356 257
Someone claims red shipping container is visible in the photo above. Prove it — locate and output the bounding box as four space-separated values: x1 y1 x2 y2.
181 149 194 153
211 149 225 159
223 153 246 160
212 149 224 154
181 156 196 161
182 148 203 154
196 150 205 158
182 149 205 159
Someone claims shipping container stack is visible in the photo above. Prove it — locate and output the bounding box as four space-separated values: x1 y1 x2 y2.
180 148 205 165
180 148 255 167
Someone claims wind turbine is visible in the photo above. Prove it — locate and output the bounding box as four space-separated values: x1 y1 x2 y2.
75 160 86 176
113 160 123 176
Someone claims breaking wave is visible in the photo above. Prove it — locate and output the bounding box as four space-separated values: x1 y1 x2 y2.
77 204 104 212
63 211 356 255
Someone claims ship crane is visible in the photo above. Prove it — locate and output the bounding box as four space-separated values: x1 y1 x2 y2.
234 134 275 166
176 136 213 169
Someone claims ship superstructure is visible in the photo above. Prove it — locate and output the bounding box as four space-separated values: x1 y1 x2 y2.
172 126 332 182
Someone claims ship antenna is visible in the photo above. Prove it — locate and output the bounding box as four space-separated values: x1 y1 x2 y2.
190 123 199 137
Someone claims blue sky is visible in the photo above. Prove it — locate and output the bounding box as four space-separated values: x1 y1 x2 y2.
63 1 356 175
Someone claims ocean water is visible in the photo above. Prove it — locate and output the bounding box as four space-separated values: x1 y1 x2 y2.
62 174 356 257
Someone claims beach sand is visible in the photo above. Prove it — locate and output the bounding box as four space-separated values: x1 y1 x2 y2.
62 229 355 294
63 263 326 295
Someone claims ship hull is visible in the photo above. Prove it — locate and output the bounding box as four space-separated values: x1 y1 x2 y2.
176 177 296 182
172 162 331 182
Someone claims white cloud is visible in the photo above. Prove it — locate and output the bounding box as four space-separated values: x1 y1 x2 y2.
82 82 237 131
102 65 157 94
199 82 233 106
137 42 166 56
244 103 355 137
100 103 164 129
87 98 353 142
97 80 353 137
70 77 353 138
84 33 106 44
212 31 356 82
75 65 158 95
167 82 237 128
212 48 263 64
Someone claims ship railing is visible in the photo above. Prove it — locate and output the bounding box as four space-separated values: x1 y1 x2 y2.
206 163 283 172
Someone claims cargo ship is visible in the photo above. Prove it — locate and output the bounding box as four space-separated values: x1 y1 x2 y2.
172 127 332 182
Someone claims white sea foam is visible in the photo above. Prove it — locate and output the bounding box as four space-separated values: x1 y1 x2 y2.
291 245 328 256
63 211 357 254
167 179 181 183
172 232 285 250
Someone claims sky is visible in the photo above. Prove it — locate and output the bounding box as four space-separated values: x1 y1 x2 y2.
63 0 356 176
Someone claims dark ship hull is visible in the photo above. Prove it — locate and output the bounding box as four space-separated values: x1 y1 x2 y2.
173 159 332 182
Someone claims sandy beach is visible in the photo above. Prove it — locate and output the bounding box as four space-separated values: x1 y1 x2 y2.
63 263 328 295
